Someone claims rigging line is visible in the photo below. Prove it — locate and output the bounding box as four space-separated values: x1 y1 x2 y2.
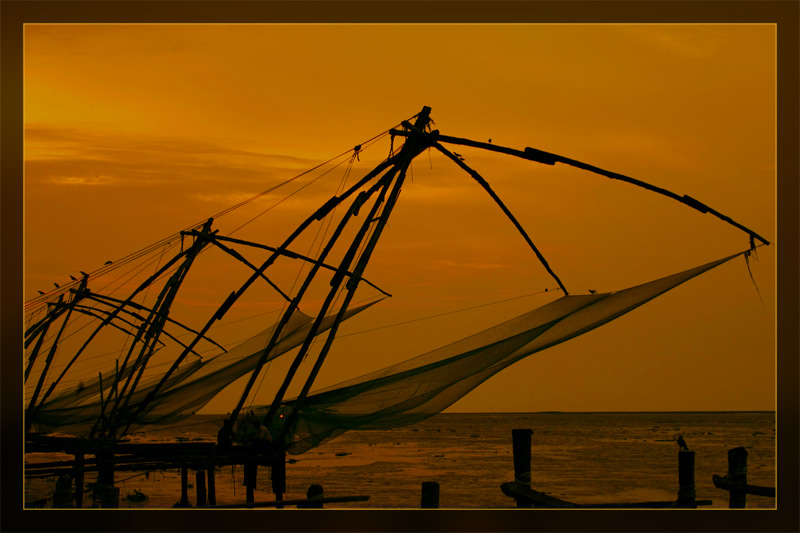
305 154 358 286
224 156 354 239
221 130 395 239
288 159 356 302
208 126 398 222
23 127 402 311
337 288 557 338
249 359 273 409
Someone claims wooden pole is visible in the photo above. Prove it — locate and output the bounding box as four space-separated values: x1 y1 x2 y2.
728 447 748 508
421 481 440 508
244 461 256 504
195 470 207 507
512 429 533 508
74 451 84 508
677 451 696 507
207 467 216 506
179 466 190 507
97 448 118 508
272 449 286 509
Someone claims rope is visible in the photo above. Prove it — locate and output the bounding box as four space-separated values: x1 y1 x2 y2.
337 288 558 338
24 119 412 312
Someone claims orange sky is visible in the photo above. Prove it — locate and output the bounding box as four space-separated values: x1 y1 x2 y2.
24 24 775 413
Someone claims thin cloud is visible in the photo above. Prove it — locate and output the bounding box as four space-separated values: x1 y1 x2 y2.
25 126 322 189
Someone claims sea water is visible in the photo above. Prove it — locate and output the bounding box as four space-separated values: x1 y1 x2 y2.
24 412 776 509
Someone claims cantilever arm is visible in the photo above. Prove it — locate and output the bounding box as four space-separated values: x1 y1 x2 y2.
432 142 569 295
199 232 393 298
390 129 770 246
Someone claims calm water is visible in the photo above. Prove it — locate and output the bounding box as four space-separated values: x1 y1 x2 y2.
25 412 776 509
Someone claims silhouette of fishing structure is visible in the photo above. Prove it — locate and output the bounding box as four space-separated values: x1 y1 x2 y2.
24 106 770 508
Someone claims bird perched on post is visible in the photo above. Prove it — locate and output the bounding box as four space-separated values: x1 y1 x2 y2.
588 289 597 294
70 275 78 281
677 435 689 451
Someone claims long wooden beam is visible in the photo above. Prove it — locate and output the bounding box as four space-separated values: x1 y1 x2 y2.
390 129 770 246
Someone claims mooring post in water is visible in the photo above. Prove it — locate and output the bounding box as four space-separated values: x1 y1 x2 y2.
728 446 748 508
512 429 533 508
207 467 216 506
677 450 696 507
179 466 190 507
74 451 84 508
272 446 287 509
195 470 207 507
421 481 440 508
97 448 118 508
244 461 257 504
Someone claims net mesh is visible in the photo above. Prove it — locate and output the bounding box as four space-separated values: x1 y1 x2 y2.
31 302 377 436
271 252 741 454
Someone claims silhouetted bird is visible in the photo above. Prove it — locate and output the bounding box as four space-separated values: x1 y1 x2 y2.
53 282 60 288
70 275 78 281
104 261 113 265
37 290 45 295
544 288 548 292
453 152 464 160
677 435 689 451
488 139 492 143
588 289 597 294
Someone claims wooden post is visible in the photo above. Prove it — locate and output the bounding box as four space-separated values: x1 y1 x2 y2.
179 466 190 507
728 447 748 508
97 449 118 508
195 470 207 507
53 474 73 508
74 451 84 508
244 461 256 504
677 451 696 507
207 467 216 506
421 481 440 508
512 429 533 508
271 448 286 509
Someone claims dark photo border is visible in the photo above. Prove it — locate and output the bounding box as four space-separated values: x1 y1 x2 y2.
2 2 797 532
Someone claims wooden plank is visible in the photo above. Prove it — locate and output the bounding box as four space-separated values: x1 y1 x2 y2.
209 495 369 509
500 482 577 508
500 482 711 509
712 475 775 498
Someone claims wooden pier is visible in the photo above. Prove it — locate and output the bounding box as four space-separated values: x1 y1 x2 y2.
25 434 367 508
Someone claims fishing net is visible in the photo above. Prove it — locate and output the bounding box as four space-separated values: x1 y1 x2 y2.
31 302 377 436
274 252 743 454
